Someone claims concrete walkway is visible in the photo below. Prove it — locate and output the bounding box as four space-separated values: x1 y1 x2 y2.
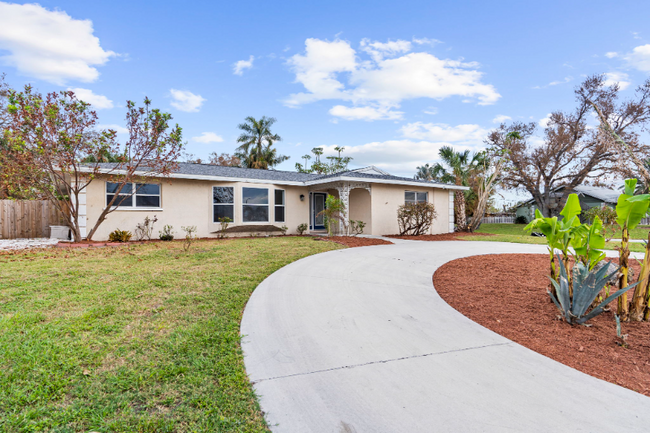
241 241 650 432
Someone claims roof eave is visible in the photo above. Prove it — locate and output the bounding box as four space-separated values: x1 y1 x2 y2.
305 175 469 190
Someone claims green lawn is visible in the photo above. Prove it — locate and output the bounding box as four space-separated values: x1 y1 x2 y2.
0 237 341 432
471 223 647 253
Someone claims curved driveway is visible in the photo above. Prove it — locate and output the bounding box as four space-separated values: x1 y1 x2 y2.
241 241 650 432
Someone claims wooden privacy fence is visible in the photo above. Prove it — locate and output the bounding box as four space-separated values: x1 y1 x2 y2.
0 200 67 239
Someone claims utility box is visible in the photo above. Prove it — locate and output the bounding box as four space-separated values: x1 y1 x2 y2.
50 225 71 240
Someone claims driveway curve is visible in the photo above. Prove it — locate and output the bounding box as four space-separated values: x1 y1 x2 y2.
241 241 650 432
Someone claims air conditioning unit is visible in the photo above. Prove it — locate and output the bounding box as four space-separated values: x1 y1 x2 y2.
50 225 71 240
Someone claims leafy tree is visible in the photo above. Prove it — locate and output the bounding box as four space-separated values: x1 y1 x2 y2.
235 116 288 169
296 146 353 174
2 86 183 241
489 75 650 217
317 195 347 236
417 146 485 230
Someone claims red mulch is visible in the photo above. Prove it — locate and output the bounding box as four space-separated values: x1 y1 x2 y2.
387 232 494 241
318 236 393 248
433 254 650 397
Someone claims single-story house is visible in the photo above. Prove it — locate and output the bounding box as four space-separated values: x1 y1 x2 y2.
74 163 467 240
515 185 619 223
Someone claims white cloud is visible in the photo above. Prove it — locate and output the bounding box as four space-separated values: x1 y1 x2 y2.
169 89 206 112
603 72 631 90
492 114 511 124
412 37 442 46
97 124 128 134
605 52 619 58
191 132 224 143
539 113 552 128
423 107 438 115
400 122 488 143
233 55 254 75
533 76 573 89
0 2 115 85
625 44 650 72
284 38 500 114
329 104 403 121
360 38 412 62
68 87 113 109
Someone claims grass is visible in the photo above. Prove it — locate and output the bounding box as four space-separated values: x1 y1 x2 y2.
0 237 341 432
472 224 647 253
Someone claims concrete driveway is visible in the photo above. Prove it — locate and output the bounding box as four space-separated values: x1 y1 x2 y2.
241 241 650 432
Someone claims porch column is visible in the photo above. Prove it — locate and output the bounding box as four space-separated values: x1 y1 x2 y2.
335 183 351 236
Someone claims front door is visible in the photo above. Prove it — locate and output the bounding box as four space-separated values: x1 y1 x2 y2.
312 193 326 230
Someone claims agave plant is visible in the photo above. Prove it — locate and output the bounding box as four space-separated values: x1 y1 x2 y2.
549 255 638 325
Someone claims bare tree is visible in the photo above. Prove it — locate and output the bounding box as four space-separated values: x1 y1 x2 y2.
2 85 183 241
488 75 650 217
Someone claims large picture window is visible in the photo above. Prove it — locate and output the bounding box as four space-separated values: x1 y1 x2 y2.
405 191 428 204
243 187 269 222
213 186 234 222
106 182 161 208
274 189 285 223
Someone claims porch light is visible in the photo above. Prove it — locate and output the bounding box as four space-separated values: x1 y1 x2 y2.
300 194 305 201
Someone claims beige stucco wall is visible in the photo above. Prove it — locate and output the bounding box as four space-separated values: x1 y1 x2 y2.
85 177 310 240
369 184 451 235
349 188 372 234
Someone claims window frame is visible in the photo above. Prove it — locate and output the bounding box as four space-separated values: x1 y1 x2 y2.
106 182 162 210
405 190 428 204
274 189 285 223
242 187 270 223
212 186 235 223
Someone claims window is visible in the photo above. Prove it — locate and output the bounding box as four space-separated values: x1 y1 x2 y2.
274 189 285 223
213 186 234 222
106 182 160 208
405 191 428 204
242 187 269 222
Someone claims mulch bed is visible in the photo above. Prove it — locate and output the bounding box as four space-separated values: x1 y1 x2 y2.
318 236 393 248
387 232 494 241
433 253 650 397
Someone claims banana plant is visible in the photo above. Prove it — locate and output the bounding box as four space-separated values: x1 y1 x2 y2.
525 193 583 287
615 179 650 320
623 180 650 321
571 215 606 270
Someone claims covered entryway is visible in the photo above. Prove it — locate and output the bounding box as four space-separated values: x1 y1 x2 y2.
308 181 372 235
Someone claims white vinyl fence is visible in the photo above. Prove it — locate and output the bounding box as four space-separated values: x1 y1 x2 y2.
469 216 515 224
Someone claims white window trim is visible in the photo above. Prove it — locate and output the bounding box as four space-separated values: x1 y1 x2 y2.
274 189 285 223
212 186 235 224
242 187 270 224
405 190 428 204
106 182 162 210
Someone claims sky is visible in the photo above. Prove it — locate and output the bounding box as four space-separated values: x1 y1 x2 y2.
1 0 650 207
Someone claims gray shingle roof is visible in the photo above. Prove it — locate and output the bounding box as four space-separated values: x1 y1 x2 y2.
91 162 459 189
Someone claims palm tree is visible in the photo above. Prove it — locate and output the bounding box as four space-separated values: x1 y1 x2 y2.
235 116 288 169
427 146 485 230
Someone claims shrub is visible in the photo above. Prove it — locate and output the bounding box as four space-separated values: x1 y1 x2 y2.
514 215 528 224
108 229 132 243
181 226 198 252
549 256 637 325
583 205 617 225
350 220 366 236
217 217 232 239
317 196 346 236
297 223 308 235
134 215 158 241
397 202 437 235
280 225 288 235
159 225 174 241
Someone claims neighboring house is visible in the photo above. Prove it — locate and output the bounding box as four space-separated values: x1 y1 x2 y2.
515 185 619 223
76 163 467 240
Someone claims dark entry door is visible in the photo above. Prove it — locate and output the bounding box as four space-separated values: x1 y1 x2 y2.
312 193 326 230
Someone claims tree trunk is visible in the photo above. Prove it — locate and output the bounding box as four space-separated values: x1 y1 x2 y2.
630 232 650 321
455 191 467 231
618 227 630 321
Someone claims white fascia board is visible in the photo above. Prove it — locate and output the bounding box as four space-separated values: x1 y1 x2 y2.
305 176 469 191
78 167 305 186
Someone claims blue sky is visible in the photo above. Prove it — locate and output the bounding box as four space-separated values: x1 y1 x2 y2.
1 1 650 206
